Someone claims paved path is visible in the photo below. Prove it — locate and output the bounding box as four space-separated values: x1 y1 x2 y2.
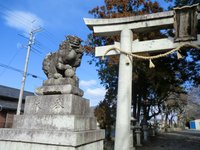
137 130 200 150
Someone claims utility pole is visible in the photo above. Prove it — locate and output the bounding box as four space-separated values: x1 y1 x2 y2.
17 28 41 115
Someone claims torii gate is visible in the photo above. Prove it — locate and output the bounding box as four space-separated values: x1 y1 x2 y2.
84 4 200 150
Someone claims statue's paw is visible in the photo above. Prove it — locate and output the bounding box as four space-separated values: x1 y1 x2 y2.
65 64 72 69
54 73 63 79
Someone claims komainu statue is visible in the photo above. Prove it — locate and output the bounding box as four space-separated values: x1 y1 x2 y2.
42 35 83 87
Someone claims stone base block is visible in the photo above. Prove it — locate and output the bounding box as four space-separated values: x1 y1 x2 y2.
0 128 105 147
13 115 97 131
0 91 105 150
24 94 92 116
43 78 76 87
0 140 103 150
35 85 84 96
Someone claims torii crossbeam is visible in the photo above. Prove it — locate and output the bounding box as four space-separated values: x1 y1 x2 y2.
84 4 200 150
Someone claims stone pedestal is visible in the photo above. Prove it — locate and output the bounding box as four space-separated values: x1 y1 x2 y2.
0 91 104 150
35 84 84 96
130 132 135 150
130 117 136 150
143 124 149 142
151 126 156 137
135 124 142 147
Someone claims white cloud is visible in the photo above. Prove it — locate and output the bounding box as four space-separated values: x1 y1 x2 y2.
79 80 106 106
84 88 106 106
3 10 43 33
86 88 106 97
80 80 97 87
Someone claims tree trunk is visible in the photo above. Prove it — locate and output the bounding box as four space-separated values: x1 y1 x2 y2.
132 84 137 119
137 93 141 122
165 113 169 131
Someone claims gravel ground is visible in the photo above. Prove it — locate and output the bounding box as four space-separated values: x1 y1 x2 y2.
137 130 200 150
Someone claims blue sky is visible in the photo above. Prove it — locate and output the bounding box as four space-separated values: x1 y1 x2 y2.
0 0 105 106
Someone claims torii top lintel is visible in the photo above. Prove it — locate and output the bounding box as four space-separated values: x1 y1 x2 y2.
84 4 200 36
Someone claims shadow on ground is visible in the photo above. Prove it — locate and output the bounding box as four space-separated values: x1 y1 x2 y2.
137 130 200 150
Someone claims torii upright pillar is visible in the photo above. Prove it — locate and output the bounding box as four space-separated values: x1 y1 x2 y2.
115 28 133 150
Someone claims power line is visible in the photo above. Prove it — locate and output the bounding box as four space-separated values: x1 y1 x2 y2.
0 63 45 80
31 47 45 58
38 31 59 48
31 47 43 55
18 34 29 40
0 48 21 76
42 28 59 43
18 33 45 57
33 38 55 53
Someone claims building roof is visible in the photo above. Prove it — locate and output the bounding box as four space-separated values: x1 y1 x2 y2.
0 85 34 111
0 85 34 100
0 100 24 111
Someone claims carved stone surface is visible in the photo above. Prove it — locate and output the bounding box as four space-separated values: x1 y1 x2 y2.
0 128 105 147
0 94 105 150
34 98 42 113
24 94 91 115
35 85 84 96
12 115 97 131
42 35 83 87
0 140 104 150
43 78 76 86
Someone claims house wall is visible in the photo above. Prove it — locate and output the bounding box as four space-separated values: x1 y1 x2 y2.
5 112 15 128
0 85 33 128
0 111 6 128
195 119 200 130
189 121 196 129
189 119 200 130
0 110 16 128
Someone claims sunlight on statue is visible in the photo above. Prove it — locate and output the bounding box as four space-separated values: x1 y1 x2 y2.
42 35 83 87
36 35 84 96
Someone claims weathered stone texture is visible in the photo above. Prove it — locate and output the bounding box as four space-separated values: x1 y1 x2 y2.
42 36 83 90
0 128 104 147
24 94 90 115
0 93 104 149
0 139 103 150
35 85 84 96
12 115 97 131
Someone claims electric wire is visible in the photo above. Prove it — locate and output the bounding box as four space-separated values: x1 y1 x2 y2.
0 63 45 80
31 47 45 57
0 49 21 76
